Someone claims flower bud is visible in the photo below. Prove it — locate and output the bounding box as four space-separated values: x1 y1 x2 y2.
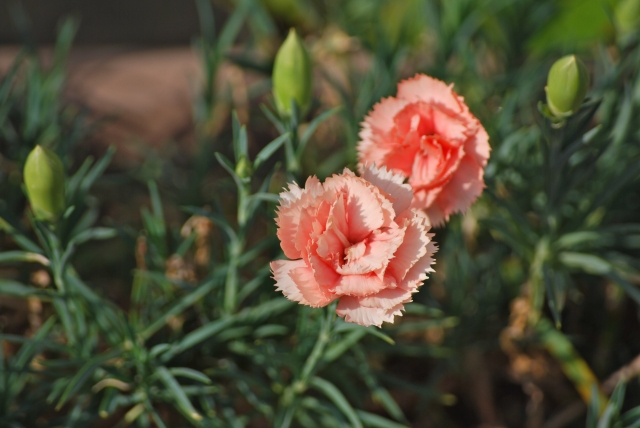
545 55 590 119
23 145 66 222
272 28 313 117
235 155 253 180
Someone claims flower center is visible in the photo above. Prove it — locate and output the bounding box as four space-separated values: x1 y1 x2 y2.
344 241 366 264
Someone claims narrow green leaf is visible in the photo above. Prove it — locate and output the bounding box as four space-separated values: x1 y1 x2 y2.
0 279 52 299
169 367 212 385
323 329 366 363
260 104 286 134
298 106 342 157
80 146 115 194
162 318 234 362
356 410 409 428
309 377 363 428
333 321 395 345
215 152 245 192
559 252 611 275
254 133 289 169
56 348 122 410
217 0 251 52
0 251 49 266
253 324 289 338
195 0 215 43
248 192 281 204
155 366 203 423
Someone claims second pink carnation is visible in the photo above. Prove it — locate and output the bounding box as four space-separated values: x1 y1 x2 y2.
357 74 491 226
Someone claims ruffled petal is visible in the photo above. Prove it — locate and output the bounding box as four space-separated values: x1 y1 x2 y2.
332 273 387 297
433 155 485 221
336 296 405 327
357 287 413 309
276 177 324 259
464 122 491 167
325 175 385 243
386 215 430 283
309 252 341 289
337 226 406 275
399 239 437 291
271 259 312 305
360 164 413 215
358 97 409 166
396 74 467 115
289 266 336 308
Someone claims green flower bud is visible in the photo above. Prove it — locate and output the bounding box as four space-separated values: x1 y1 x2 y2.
235 155 253 180
23 145 66 222
272 28 313 117
545 55 590 119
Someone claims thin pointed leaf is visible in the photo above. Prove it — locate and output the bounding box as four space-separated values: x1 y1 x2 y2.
309 377 363 428
356 411 409 428
298 107 342 157
0 251 49 266
254 133 289 169
155 366 203 423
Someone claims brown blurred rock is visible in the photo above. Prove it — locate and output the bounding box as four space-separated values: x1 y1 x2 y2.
0 46 202 167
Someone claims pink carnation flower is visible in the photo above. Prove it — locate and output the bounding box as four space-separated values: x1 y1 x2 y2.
357 74 491 226
270 164 437 327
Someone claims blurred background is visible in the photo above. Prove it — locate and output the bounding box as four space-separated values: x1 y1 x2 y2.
2 0 640 427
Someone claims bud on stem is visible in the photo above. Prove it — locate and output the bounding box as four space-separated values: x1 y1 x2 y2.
272 28 313 117
545 55 590 119
23 145 66 222
235 155 253 180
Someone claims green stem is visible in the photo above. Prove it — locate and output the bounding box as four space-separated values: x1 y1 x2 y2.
276 305 336 427
284 130 300 177
224 239 243 314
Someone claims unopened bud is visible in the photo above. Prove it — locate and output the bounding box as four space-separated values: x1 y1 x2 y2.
272 28 313 117
545 55 590 119
235 155 253 179
23 145 66 222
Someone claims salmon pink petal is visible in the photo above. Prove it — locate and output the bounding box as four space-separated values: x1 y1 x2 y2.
276 177 324 259
430 105 471 143
309 252 341 288
289 266 336 307
360 96 408 137
464 124 491 166
337 226 406 275
271 259 312 305
357 287 413 309
327 194 350 242
325 176 385 242
332 273 387 297
387 216 431 283
361 164 413 214
417 202 444 227
316 227 347 265
295 206 317 261
396 74 466 114
399 239 437 291
336 296 405 327
382 131 421 176
433 155 485 221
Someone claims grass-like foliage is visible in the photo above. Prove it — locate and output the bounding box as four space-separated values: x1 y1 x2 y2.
2 0 640 427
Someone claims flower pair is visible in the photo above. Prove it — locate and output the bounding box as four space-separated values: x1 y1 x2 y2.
272 74 491 326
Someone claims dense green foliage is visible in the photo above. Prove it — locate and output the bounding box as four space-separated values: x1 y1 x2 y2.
2 0 640 427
